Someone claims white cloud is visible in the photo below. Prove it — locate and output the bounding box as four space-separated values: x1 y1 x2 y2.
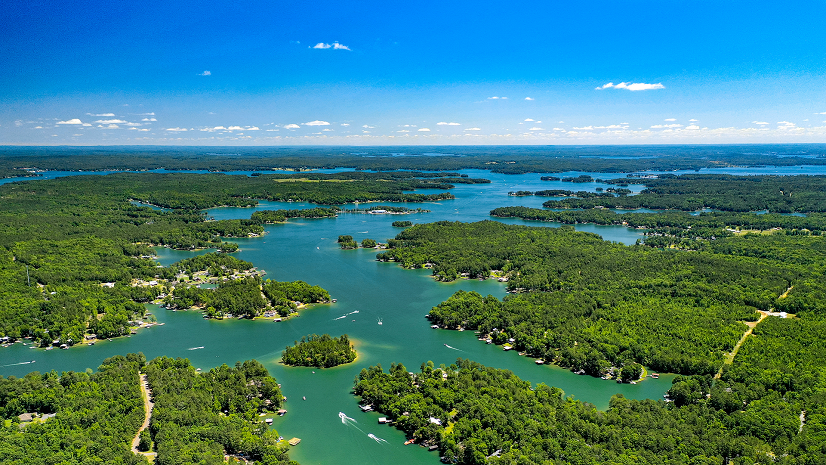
437 122 461 126
284 124 300 129
322 128 333 131
752 121 769 125
397 130 410 133
651 124 683 129
524 118 534 122
596 82 665 91
141 118 157 122
34 126 43 129
777 121 796 127
198 71 211 76
524 97 534 100
304 120 330 126
94 119 128 124
362 124 375 129
82 123 92 127
572 126 593 130
529 127 544 131
689 119 698 122
129 127 150 132
664 118 676 122
684 125 700 130
815 112 826 115
165 127 187 132
247 126 260 131
87 113 115 117
137 112 155 116
465 128 481 131
57 118 84 125
418 128 431 132
313 42 350 50
340 123 350 127
98 124 120 129
227 126 244 130
487 96 507 100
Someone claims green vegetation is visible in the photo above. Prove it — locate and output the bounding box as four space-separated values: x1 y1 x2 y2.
549 174 826 213
145 356 297 465
281 334 356 368
164 276 330 319
354 356 826 464
0 353 147 465
262 280 331 316
377 221 825 376
0 170 450 345
4 145 826 174
392 220 413 227
361 238 377 248
252 207 339 223
337 235 358 249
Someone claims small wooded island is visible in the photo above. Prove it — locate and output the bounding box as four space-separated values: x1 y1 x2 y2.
282 334 356 368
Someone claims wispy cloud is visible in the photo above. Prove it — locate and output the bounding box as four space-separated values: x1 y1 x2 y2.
362 124 375 129
87 113 115 117
57 118 84 125
418 128 430 132
529 127 543 131
465 128 481 131
198 70 211 76
165 127 187 132
524 118 534 122
664 118 676 121
95 119 128 124
524 97 534 101
313 42 350 50
487 96 507 100
437 122 461 126
284 124 300 129
141 118 157 122
340 123 350 127
304 120 330 126
651 124 683 129
689 119 698 122
596 82 665 91
752 121 769 125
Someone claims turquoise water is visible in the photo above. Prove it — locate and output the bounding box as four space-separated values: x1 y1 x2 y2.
8 166 823 464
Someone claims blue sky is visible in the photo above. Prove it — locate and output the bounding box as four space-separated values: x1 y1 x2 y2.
1 0 825 145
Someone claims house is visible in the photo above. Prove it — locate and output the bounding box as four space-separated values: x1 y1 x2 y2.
429 417 442 426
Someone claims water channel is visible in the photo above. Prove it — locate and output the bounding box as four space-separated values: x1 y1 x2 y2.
3 165 826 464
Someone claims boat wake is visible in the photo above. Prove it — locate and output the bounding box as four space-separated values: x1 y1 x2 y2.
339 412 388 444
444 344 461 351
348 310 359 315
1 360 35 368
368 433 388 444
333 315 347 320
188 346 204 350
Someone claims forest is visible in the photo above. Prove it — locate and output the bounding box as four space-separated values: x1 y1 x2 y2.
376 221 826 376
2 145 826 174
0 353 148 465
353 354 826 464
547 174 826 213
164 276 331 318
144 356 297 465
281 334 357 368
0 171 453 346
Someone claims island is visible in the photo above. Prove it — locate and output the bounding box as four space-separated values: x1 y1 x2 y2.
281 334 356 368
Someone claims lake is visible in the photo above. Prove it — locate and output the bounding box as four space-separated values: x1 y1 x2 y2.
4 166 824 464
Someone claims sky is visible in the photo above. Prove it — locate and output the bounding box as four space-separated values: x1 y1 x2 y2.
1 0 825 146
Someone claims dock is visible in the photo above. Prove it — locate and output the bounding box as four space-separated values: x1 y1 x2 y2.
288 438 301 446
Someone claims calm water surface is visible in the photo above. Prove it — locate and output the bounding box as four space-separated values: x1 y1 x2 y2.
8 167 825 464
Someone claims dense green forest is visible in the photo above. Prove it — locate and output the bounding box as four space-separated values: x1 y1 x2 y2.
0 353 147 465
281 334 356 368
2 145 826 174
164 276 330 318
354 355 826 464
491 206 826 249
376 221 826 376
547 174 826 213
0 171 455 346
144 356 297 465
